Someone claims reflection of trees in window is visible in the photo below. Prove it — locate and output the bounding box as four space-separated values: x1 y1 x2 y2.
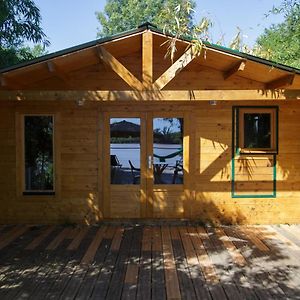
25 116 53 191
154 118 183 144
110 120 140 143
244 113 271 148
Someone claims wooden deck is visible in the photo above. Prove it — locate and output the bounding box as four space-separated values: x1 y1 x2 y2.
0 224 300 299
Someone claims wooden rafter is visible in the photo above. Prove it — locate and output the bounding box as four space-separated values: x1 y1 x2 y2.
1 89 299 102
266 74 295 89
142 31 153 89
223 60 247 80
46 61 71 85
153 46 199 90
96 46 144 90
0 74 22 89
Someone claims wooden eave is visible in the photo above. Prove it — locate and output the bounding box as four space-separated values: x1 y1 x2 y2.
0 24 300 93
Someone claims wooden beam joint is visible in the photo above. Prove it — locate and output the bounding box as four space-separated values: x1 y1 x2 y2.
266 74 295 90
96 46 144 91
153 45 199 90
223 59 247 80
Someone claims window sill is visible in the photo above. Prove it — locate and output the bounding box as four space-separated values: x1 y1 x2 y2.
238 149 278 155
23 191 55 196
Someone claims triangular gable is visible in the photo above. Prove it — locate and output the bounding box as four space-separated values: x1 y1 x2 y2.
0 23 300 91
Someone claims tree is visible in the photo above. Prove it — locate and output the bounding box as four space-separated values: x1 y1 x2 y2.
96 0 213 62
96 0 196 37
0 0 49 68
256 1 300 68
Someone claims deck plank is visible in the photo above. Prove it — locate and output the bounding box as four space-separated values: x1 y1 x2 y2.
253 226 300 299
67 227 89 251
172 227 197 300
0 226 28 250
179 226 211 300
105 226 135 300
136 226 152 300
122 226 142 300
25 226 55 250
80 226 106 264
161 226 181 300
43 227 95 300
227 226 285 299
202 226 243 300
75 227 115 299
90 227 124 299
273 225 300 248
46 227 70 250
0 224 299 299
2 227 65 300
151 227 166 300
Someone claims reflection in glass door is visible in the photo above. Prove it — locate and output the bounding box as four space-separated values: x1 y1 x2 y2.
153 118 183 184
110 118 141 184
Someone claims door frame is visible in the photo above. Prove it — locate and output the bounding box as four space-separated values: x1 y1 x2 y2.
101 110 190 219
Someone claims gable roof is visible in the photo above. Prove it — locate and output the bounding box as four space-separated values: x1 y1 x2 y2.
0 22 299 91
1 22 300 75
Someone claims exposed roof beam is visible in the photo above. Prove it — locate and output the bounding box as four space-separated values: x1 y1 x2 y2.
0 74 23 89
153 46 199 90
223 59 247 80
46 61 71 86
96 46 144 90
1 89 299 101
266 74 295 89
142 31 153 89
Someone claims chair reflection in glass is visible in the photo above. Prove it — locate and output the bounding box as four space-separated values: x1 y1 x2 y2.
111 155 122 183
172 159 183 184
128 160 140 184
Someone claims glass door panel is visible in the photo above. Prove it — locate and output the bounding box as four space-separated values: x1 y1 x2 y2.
110 118 141 184
153 118 183 185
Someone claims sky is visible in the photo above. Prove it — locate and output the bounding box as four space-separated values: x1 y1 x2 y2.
33 0 284 54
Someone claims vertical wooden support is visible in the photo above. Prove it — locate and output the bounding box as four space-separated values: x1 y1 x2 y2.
97 108 104 219
145 112 154 218
142 31 153 89
183 111 191 218
103 113 111 218
140 112 148 218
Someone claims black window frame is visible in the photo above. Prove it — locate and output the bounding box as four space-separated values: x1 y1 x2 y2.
237 107 278 154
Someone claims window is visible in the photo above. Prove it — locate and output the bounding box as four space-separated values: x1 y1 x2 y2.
110 118 141 184
153 118 183 184
24 116 54 194
238 108 278 153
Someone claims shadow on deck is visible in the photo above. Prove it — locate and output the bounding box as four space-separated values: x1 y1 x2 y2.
0 224 299 299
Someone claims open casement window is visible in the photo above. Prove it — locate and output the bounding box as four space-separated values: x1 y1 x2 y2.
238 108 278 154
23 115 55 195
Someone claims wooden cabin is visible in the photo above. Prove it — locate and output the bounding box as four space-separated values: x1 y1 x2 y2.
1 23 300 224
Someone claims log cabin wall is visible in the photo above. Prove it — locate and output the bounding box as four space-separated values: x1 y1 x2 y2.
0 27 300 224
0 99 300 224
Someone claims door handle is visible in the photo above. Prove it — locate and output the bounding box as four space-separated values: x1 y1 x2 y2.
148 155 153 169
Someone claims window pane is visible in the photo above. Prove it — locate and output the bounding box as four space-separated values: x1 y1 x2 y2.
244 113 271 148
25 116 54 191
110 118 140 184
153 118 183 184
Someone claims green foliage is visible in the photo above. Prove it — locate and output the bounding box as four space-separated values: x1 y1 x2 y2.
96 0 213 62
110 136 140 143
0 44 48 68
25 116 53 190
0 0 49 68
256 1 300 68
96 0 196 37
